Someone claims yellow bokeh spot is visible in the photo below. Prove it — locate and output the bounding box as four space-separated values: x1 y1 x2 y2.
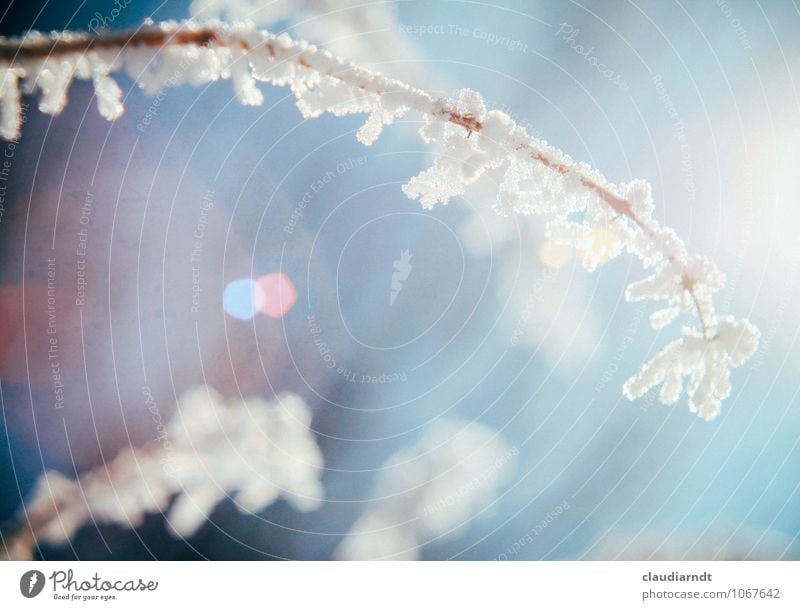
577 227 615 267
538 239 573 269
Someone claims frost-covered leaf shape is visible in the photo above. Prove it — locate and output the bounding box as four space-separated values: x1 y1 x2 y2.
623 317 759 420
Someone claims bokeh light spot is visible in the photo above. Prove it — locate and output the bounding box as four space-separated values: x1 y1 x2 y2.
223 279 259 320
255 273 297 318
538 239 573 269
577 227 615 267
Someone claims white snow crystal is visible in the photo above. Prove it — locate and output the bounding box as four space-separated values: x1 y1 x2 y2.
228 45 263 106
27 56 75 115
91 70 124 120
0 66 22 140
403 91 512 208
497 157 584 217
649 306 681 330
626 255 725 329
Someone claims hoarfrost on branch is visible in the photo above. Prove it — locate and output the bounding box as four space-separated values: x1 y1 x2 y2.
0 20 759 419
2 386 324 560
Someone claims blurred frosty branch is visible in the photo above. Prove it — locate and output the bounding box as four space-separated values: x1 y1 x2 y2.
1 386 323 560
335 420 515 560
0 19 759 419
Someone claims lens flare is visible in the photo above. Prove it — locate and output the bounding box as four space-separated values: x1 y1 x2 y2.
255 273 297 318
223 279 259 320
223 274 297 320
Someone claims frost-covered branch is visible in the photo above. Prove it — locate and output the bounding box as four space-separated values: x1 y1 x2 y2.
1 387 324 560
0 20 759 419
